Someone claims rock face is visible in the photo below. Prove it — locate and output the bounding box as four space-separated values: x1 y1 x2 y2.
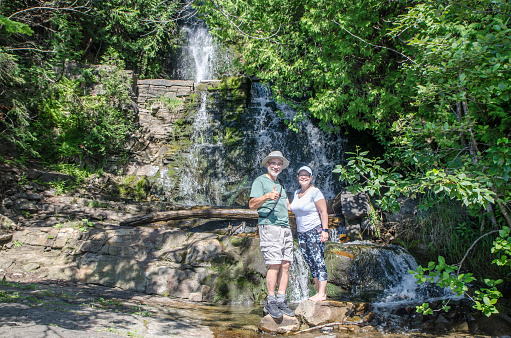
295 300 354 326
130 79 195 166
0 225 267 303
331 188 419 241
324 242 420 297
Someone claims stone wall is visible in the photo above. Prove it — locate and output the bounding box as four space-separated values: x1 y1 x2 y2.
126 79 195 176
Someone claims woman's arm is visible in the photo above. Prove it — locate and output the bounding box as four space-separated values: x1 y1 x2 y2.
315 198 329 242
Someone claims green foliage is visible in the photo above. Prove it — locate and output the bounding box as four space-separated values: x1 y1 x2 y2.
150 96 182 113
411 227 510 317
200 0 410 133
118 175 152 201
53 222 65 229
491 226 511 279
0 14 33 35
0 0 187 166
78 218 94 232
35 51 134 162
403 200 485 266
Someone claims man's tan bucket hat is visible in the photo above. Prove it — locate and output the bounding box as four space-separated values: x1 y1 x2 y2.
261 151 289 169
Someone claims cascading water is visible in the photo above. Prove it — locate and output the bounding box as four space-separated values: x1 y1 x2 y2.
169 26 348 206
176 25 228 205
340 241 461 332
249 83 346 200
183 26 214 82
287 243 311 302
346 242 455 302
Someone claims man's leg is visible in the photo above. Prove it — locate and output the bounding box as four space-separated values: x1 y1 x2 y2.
275 260 295 316
263 264 283 318
266 264 280 296
276 260 290 294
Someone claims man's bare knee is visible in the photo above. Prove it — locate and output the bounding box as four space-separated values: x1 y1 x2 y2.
280 260 291 269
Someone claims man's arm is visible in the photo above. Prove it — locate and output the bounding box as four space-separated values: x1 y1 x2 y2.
249 185 280 209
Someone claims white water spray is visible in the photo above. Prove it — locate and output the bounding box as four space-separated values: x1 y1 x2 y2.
287 243 311 303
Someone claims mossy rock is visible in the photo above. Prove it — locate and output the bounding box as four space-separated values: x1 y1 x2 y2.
118 175 153 201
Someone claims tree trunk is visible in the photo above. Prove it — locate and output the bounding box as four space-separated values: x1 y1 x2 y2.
120 208 259 227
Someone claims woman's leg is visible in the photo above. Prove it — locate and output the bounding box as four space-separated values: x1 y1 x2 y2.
308 233 328 301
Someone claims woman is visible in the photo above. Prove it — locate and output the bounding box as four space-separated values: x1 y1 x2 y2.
289 166 329 301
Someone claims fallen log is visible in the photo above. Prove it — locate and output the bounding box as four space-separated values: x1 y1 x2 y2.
119 208 259 227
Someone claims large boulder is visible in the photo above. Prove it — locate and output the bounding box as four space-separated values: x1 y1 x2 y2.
295 300 354 327
333 188 371 220
385 196 418 224
325 242 418 296
258 314 300 334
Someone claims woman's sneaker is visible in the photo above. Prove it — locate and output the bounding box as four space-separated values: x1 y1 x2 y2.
263 300 283 318
276 299 295 317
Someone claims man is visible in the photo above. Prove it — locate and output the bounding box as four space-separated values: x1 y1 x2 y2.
249 150 295 318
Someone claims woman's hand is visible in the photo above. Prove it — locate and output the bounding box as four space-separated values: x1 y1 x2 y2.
320 231 329 243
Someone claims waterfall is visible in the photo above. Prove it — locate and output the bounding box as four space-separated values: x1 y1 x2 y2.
183 26 214 82
346 242 458 306
287 243 311 303
175 25 228 205
249 83 346 200
157 18 348 208
164 27 347 205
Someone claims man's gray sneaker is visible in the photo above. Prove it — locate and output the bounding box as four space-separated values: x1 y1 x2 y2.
263 300 283 318
276 299 295 317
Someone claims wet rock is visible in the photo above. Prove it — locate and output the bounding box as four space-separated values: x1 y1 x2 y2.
362 312 375 323
395 307 409 316
434 314 451 331
295 300 354 326
339 324 363 333
346 315 362 323
258 314 300 334
452 321 469 333
354 302 369 315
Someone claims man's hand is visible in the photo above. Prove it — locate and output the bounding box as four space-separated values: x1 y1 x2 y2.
249 185 281 209
266 185 280 200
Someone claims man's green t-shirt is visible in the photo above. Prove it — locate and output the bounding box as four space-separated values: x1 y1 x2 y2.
250 174 289 228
